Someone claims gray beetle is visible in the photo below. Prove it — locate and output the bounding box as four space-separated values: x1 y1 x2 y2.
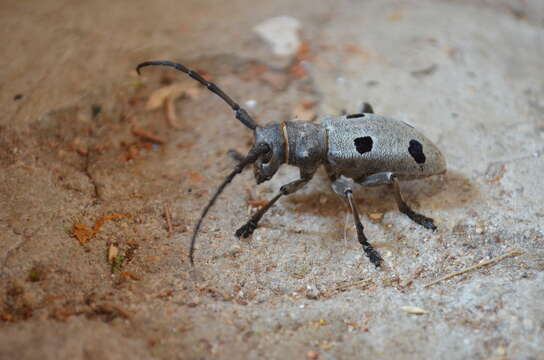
137 60 447 267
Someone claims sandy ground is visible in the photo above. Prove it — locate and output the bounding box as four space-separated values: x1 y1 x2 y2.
1 0 543 359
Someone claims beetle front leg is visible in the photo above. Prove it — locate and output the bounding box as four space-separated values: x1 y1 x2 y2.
235 171 315 238
391 176 436 230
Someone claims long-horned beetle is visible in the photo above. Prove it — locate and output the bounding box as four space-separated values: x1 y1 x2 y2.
137 60 447 268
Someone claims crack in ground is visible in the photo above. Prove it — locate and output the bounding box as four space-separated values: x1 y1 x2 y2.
83 151 101 202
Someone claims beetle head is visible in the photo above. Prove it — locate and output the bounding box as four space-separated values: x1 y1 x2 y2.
253 124 286 184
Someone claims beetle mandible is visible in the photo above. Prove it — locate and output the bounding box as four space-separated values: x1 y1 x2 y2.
137 60 447 268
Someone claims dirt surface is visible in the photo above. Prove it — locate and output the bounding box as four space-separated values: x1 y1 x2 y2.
1 1 543 359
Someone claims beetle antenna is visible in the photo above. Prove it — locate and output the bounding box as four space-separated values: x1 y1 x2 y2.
189 143 269 265
136 60 258 130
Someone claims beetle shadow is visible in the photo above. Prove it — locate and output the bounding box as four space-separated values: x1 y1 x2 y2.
285 169 479 225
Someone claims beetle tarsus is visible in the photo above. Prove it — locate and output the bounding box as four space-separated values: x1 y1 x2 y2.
400 208 437 231
356 223 383 267
362 242 383 268
235 221 257 238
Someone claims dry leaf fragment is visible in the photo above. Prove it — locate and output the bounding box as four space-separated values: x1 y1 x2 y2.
70 213 128 245
121 271 141 281
401 306 428 315
145 81 198 111
71 222 95 245
368 213 384 221
164 97 183 129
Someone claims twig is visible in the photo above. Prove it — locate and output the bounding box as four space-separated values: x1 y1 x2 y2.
334 278 372 292
132 127 166 144
164 205 173 235
424 249 523 288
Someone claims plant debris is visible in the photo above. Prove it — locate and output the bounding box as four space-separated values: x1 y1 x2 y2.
292 101 316 121
164 205 173 234
424 249 523 288
111 255 125 273
145 81 200 111
27 265 47 282
70 213 128 245
401 306 428 315
107 244 119 263
368 213 384 222
164 97 183 129
131 127 166 144
248 199 268 207
411 64 438 78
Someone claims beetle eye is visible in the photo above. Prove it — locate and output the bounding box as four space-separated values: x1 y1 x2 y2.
261 149 272 164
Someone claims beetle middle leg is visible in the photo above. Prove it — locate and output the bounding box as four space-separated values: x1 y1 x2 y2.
235 170 315 238
330 176 383 267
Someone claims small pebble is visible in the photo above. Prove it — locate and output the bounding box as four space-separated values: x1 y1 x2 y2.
245 99 257 108
254 16 301 56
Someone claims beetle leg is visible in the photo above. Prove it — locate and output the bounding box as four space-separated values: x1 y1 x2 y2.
235 170 315 238
357 171 394 186
330 177 383 268
360 102 374 114
340 103 374 116
391 176 436 230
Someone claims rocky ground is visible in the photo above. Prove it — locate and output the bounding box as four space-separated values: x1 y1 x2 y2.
1 1 543 359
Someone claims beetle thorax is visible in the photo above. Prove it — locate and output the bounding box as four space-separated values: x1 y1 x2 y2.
284 121 327 171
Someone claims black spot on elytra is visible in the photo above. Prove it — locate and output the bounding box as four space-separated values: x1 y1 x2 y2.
408 139 426 164
347 113 365 119
354 136 373 154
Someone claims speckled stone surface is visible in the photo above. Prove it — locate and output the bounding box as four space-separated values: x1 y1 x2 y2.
1 1 543 359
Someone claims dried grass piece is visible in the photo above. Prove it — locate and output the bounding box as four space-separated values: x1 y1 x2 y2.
424 249 523 288
401 306 428 315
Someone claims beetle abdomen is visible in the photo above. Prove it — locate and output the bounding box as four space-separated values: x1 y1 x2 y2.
321 114 446 181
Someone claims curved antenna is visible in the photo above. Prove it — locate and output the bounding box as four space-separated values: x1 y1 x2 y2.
189 143 269 265
136 60 258 130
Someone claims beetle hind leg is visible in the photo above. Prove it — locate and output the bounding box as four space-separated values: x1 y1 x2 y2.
391 176 436 230
330 176 383 268
356 172 437 230
360 102 374 113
